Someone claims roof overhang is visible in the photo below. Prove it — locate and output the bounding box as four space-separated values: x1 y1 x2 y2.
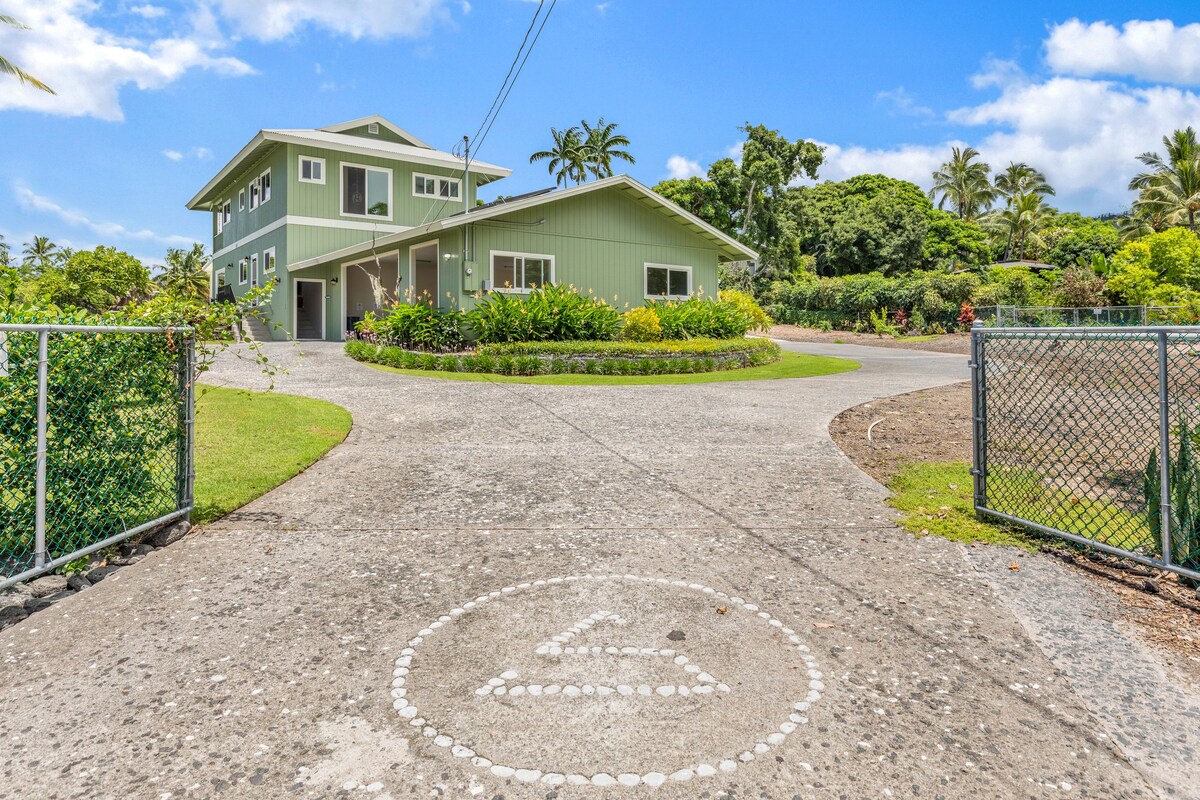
319 115 431 149
186 130 511 211
286 175 758 272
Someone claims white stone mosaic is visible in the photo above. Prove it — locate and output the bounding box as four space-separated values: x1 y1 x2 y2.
389 574 824 787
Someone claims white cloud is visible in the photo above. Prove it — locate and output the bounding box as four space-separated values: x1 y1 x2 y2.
596 2 611 15
0 0 253 121
815 141 952 188
128 4 168 19
15 185 193 247
1046 19 1200 85
162 149 184 161
208 0 463 42
665 155 703 180
875 86 933 117
193 146 212 159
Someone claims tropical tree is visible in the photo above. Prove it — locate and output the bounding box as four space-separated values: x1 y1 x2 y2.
580 118 635 179
0 233 10 268
529 126 588 187
983 192 1055 261
32 246 151 311
1128 127 1200 230
1 15 53 93
994 162 1055 206
928 146 995 220
21 235 60 277
155 243 211 300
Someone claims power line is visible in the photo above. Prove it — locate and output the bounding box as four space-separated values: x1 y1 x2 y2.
420 0 556 226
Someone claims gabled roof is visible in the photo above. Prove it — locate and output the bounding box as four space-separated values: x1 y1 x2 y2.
185 117 511 210
286 174 759 271
318 115 431 148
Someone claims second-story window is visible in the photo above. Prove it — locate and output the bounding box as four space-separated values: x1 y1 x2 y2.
413 173 460 200
239 189 245 211
260 169 272 203
300 156 325 183
342 163 391 218
249 179 260 210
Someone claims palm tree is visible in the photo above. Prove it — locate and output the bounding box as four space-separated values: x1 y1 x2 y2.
984 192 1055 260
1 15 54 93
530 126 588 187
155 243 211 300
21 235 59 276
928 146 995 220
580 118 635 179
1114 209 1170 243
0 233 10 268
1128 127 1200 230
992 162 1055 259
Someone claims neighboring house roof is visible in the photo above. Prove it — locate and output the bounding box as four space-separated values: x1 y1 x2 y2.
185 117 511 211
285 174 760 271
990 259 1059 271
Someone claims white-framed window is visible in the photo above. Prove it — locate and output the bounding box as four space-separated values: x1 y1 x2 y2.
217 200 231 233
238 258 248 285
249 178 260 210
216 268 226 287
238 189 245 211
215 208 222 234
341 162 392 219
299 156 325 184
644 263 692 299
490 250 554 293
263 246 276 273
260 169 272 203
250 253 259 287
413 172 460 200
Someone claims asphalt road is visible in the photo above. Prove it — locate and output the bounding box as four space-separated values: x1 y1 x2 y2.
0 339 1186 799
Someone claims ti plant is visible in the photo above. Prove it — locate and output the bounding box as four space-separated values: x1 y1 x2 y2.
1144 416 1200 578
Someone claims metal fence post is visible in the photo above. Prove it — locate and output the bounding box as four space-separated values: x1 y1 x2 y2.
1157 331 1174 567
34 328 48 568
185 336 195 517
970 320 987 516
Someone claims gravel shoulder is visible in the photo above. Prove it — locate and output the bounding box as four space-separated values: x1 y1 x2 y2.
769 324 971 355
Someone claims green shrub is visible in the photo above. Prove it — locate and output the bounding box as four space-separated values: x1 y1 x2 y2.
620 305 663 341
650 297 752 339
718 289 772 332
466 283 621 343
478 337 778 358
356 303 466 352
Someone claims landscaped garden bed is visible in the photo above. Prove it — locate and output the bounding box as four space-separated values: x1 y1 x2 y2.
340 285 843 380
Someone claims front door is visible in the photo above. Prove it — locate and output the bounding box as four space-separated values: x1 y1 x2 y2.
294 280 325 340
410 242 439 307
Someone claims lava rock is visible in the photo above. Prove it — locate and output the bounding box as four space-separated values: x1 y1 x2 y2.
135 544 155 556
66 574 91 592
86 565 120 584
24 595 55 613
147 519 191 548
26 575 69 598
0 602 28 629
1142 579 1161 594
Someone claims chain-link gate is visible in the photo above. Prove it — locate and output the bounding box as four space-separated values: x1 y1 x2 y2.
0 324 194 590
971 321 1200 580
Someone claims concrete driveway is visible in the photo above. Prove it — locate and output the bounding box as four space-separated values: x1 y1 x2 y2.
0 340 1179 798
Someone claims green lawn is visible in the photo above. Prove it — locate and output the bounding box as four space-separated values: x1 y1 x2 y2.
192 386 351 523
886 461 1036 550
360 350 859 385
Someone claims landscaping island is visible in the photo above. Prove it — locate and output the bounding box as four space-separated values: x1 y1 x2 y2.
343 285 858 383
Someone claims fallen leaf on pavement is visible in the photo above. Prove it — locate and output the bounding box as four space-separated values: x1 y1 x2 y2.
813 622 834 629
1009 561 1020 572
716 606 728 615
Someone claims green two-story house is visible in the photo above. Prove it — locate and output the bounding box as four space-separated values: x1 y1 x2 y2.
187 115 756 341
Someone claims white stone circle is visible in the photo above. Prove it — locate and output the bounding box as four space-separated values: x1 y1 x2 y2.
389 574 824 787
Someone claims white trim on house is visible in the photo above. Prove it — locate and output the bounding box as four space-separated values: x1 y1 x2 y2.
238 257 248 285
285 175 758 272
489 249 555 294
186 125 509 210
339 161 394 221
210 215 411 261
263 246 276 274
293 278 326 340
412 172 461 200
250 252 260 287
260 168 272 204
299 155 325 184
238 189 245 211
408 241 441 306
339 249 402 341
643 262 693 300
319 115 432 149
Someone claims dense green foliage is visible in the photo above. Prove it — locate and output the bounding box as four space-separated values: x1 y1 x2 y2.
357 304 467 352
345 338 780 377
467 283 623 343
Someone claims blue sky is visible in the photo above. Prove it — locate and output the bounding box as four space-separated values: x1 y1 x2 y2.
1 1 1199 266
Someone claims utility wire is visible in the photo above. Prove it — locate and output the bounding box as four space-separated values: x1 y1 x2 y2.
420 0 556 226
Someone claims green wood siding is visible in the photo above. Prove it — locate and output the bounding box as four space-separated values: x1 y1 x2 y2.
211 144 288 257
286 143 476 230
461 187 720 310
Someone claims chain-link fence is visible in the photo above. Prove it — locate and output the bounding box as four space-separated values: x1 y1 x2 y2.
974 305 1191 328
971 322 1200 580
0 324 194 590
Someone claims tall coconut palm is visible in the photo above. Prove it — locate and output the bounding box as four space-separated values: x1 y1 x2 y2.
1 15 53 93
530 126 588 187
994 162 1055 206
156 243 211 300
984 192 1055 261
1128 127 1200 230
21 235 59 276
928 146 995 220
580 118 635 179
